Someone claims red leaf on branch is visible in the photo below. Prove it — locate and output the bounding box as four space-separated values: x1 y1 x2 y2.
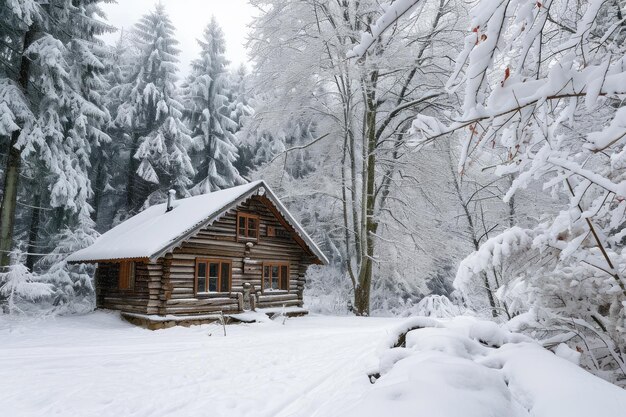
501 67 511 86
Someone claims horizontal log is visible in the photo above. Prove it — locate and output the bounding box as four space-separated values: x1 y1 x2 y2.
102 297 149 306
166 297 237 307
257 299 302 309
258 293 298 302
101 301 148 312
164 305 240 315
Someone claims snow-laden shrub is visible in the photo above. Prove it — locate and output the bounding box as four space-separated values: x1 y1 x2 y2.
455 225 626 386
305 262 463 318
40 261 96 315
304 265 353 315
401 295 465 319
0 254 52 314
20 222 100 315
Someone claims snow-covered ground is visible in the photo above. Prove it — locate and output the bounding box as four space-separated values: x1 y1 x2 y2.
0 312 392 417
1 312 625 417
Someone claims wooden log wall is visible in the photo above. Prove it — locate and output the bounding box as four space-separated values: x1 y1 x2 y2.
96 262 151 314
160 196 314 315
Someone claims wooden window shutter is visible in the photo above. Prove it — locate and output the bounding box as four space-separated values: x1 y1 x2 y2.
119 261 134 290
280 265 289 290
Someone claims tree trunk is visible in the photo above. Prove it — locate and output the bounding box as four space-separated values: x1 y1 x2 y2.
0 132 22 268
0 28 35 271
354 74 378 316
91 153 106 224
125 133 140 213
25 190 42 271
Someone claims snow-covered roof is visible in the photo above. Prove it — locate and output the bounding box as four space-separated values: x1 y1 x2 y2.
67 181 328 264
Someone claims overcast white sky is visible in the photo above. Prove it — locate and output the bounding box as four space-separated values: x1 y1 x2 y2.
100 0 257 77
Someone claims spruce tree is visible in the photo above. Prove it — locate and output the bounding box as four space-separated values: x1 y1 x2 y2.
114 4 193 213
227 64 254 132
0 1 114 312
0 1 113 270
182 17 243 194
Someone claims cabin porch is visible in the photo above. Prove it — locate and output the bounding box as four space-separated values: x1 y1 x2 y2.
120 306 309 330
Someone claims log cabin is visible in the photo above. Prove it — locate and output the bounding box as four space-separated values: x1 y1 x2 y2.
67 181 328 329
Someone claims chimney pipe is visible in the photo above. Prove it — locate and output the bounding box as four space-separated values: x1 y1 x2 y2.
166 189 175 212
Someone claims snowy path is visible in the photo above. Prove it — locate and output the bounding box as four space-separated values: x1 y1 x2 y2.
0 312 396 417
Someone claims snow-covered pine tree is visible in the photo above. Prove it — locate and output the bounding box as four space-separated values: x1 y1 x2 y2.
227 64 254 132
182 17 244 194
225 67 256 176
0 1 112 279
99 30 137 228
114 4 193 212
0 1 41 270
88 31 137 227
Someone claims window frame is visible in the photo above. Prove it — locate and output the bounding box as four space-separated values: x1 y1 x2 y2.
236 211 260 242
118 261 136 290
262 261 290 293
195 258 232 295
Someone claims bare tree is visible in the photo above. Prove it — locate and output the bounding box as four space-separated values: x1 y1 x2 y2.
246 0 463 314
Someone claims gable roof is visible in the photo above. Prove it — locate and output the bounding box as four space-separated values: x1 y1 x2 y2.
67 181 329 265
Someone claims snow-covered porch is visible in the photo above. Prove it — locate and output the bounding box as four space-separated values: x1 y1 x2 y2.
120 306 309 329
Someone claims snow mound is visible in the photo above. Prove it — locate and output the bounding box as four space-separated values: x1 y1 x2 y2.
351 317 626 417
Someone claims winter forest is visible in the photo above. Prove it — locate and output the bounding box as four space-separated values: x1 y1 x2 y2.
2 0 626 413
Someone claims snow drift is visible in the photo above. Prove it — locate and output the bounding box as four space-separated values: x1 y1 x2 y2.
346 316 626 417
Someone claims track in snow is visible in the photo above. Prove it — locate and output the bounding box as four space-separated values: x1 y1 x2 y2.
0 312 398 417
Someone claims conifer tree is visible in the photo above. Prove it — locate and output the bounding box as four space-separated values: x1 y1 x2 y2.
114 4 193 212
182 17 243 194
228 64 254 132
0 1 113 271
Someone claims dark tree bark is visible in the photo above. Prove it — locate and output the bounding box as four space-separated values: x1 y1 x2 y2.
25 191 42 271
125 133 140 213
91 152 107 224
354 72 379 316
0 28 35 269
0 132 22 268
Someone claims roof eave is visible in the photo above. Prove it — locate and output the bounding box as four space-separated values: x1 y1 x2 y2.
66 256 150 265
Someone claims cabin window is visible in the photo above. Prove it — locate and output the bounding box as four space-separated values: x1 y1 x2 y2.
262 262 289 292
196 259 231 293
237 212 259 241
118 261 135 290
